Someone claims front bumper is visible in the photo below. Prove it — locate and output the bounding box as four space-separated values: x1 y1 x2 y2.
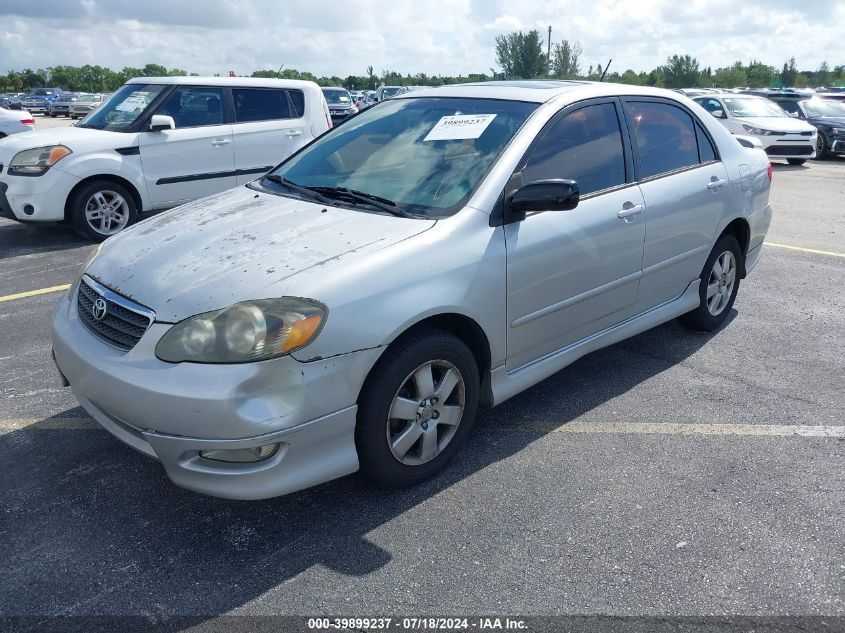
0 167 79 221
762 135 816 160
829 136 845 155
51 289 383 499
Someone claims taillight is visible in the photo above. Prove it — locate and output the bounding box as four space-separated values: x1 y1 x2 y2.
20 118 35 125
767 163 773 181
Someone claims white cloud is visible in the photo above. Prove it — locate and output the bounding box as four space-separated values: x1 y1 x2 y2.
0 0 843 77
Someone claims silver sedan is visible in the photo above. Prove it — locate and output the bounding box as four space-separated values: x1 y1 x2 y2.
51 81 773 499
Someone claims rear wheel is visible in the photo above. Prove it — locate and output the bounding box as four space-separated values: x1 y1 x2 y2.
356 326 480 488
68 180 138 242
787 158 806 165
679 234 741 332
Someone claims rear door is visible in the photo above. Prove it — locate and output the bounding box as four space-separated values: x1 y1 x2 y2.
139 85 236 207
622 98 729 309
230 87 309 186
504 99 646 368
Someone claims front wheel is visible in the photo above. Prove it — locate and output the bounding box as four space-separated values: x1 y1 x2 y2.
679 234 742 332
68 180 139 242
356 326 480 488
787 158 806 165
816 134 828 160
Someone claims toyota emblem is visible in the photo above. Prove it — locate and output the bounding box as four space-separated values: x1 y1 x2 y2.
92 297 108 321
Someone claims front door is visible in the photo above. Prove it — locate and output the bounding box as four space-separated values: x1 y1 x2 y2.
139 85 236 208
505 99 646 368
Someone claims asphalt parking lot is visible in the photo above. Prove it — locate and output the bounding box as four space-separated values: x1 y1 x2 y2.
1 125 843 627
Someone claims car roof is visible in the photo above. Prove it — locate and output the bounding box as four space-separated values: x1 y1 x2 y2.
394 80 694 104
126 76 319 90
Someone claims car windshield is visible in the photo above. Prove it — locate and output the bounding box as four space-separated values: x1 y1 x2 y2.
264 97 538 218
382 87 401 98
76 95 99 103
802 99 845 117
323 90 351 104
723 97 787 118
76 84 167 131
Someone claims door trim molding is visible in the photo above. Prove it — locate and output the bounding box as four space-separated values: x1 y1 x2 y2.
642 244 709 276
155 166 273 186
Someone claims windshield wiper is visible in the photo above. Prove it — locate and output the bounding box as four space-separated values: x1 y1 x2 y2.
306 185 415 218
264 174 331 204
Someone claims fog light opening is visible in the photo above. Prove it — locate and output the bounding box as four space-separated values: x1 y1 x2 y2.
23 204 35 216
199 443 280 464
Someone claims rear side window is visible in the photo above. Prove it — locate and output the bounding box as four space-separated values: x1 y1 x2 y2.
288 90 305 117
233 88 291 122
696 124 717 162
155 86 225 129
626 101 700 178
522 102 627 196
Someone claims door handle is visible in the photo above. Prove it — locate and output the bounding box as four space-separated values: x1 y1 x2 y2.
211 139 231 146
706 178 727 190
285 130 303 137
617 204 644 220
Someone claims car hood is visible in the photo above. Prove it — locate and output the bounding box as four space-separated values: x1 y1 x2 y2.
86 186 437 322
734 116 816 133
807 116 845 127
0 127 132 155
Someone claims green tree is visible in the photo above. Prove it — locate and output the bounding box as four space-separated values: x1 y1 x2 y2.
745 60 776 88
495 30 547 79
816 61 832 87
366 65 375 89
780 57 797 86
550 40 582 79
659 54 701 88
618 69 642 85
713 62 747 88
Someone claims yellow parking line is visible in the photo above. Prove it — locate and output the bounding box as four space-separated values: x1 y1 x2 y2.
0 284 70 303
765 242 845 258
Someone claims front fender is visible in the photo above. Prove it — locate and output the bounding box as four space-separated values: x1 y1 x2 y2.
60 149 149 210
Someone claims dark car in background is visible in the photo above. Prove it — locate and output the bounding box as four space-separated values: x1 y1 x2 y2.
321 87 357 125
0 93 25 110
771 97 845 158
48 92 83 117
20 87 64 114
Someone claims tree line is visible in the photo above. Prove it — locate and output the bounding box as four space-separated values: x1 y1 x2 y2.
2 32 843 94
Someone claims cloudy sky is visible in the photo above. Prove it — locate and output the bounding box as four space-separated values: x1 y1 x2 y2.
0 0 843 77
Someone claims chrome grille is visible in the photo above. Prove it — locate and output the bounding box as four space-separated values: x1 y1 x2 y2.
76 277 154 350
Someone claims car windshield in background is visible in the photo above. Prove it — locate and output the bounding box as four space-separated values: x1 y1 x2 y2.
723 97 788 118
76 84 167 131
323 90 351 104
264 97 538 218
76 95 99 103
382 87 402 98
802 99 845 117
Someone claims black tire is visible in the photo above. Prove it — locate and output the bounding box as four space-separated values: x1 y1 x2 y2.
678 234 742 332
356 326 480 488
50 113 57 118
815 133 828 160
787 158 806 165
68 180 139 242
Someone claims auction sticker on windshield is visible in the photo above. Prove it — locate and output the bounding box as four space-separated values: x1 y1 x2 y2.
424 114 497 141
115 93 149 112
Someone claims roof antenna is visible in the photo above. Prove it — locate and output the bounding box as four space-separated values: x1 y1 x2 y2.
599 58 612 81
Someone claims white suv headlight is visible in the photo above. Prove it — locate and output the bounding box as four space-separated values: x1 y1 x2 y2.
156 298 327 363
741 124 776 135
9 145 72 176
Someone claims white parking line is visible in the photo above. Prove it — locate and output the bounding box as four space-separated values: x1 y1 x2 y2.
2 418 843 438
765 242 845 259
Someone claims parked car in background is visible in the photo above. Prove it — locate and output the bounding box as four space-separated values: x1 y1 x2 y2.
21 88 64 114
770 97 845 158
69 93 109 119
816 92 845 103
693 94 817 164
0 107 36 138
676 88 720 98
51 81 772 499
321 87 357 124
48 92 83 117
0 76 331 240
0 93 25 110
375 85 403 102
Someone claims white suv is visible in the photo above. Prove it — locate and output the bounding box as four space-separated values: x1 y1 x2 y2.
692 94 817 165
0 77 331 240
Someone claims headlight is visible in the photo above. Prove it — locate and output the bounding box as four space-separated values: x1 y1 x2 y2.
9 145 72 176
156 298 327 363
741 124 775 135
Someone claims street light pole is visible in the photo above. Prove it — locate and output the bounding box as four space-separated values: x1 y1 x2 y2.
547 25 552 76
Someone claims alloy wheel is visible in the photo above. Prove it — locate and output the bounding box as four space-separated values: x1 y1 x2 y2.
386 359 465 466
84 190 130 236
706 250 736 316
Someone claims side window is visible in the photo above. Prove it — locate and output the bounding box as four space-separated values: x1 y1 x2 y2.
626 101 699 178
777 100 799 115
522 102 626 197
695 123 717 162
233 88 292 122
288 90 305 117
155 86 225 129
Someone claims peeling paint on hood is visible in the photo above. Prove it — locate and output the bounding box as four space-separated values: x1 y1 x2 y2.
86 186 436 322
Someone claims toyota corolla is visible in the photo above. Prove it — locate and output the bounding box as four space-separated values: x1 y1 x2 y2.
51 81 773 499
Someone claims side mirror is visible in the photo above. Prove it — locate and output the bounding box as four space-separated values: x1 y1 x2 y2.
510 179 580 215
149 114 175 132
712 109 726 119
787 111 800 118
